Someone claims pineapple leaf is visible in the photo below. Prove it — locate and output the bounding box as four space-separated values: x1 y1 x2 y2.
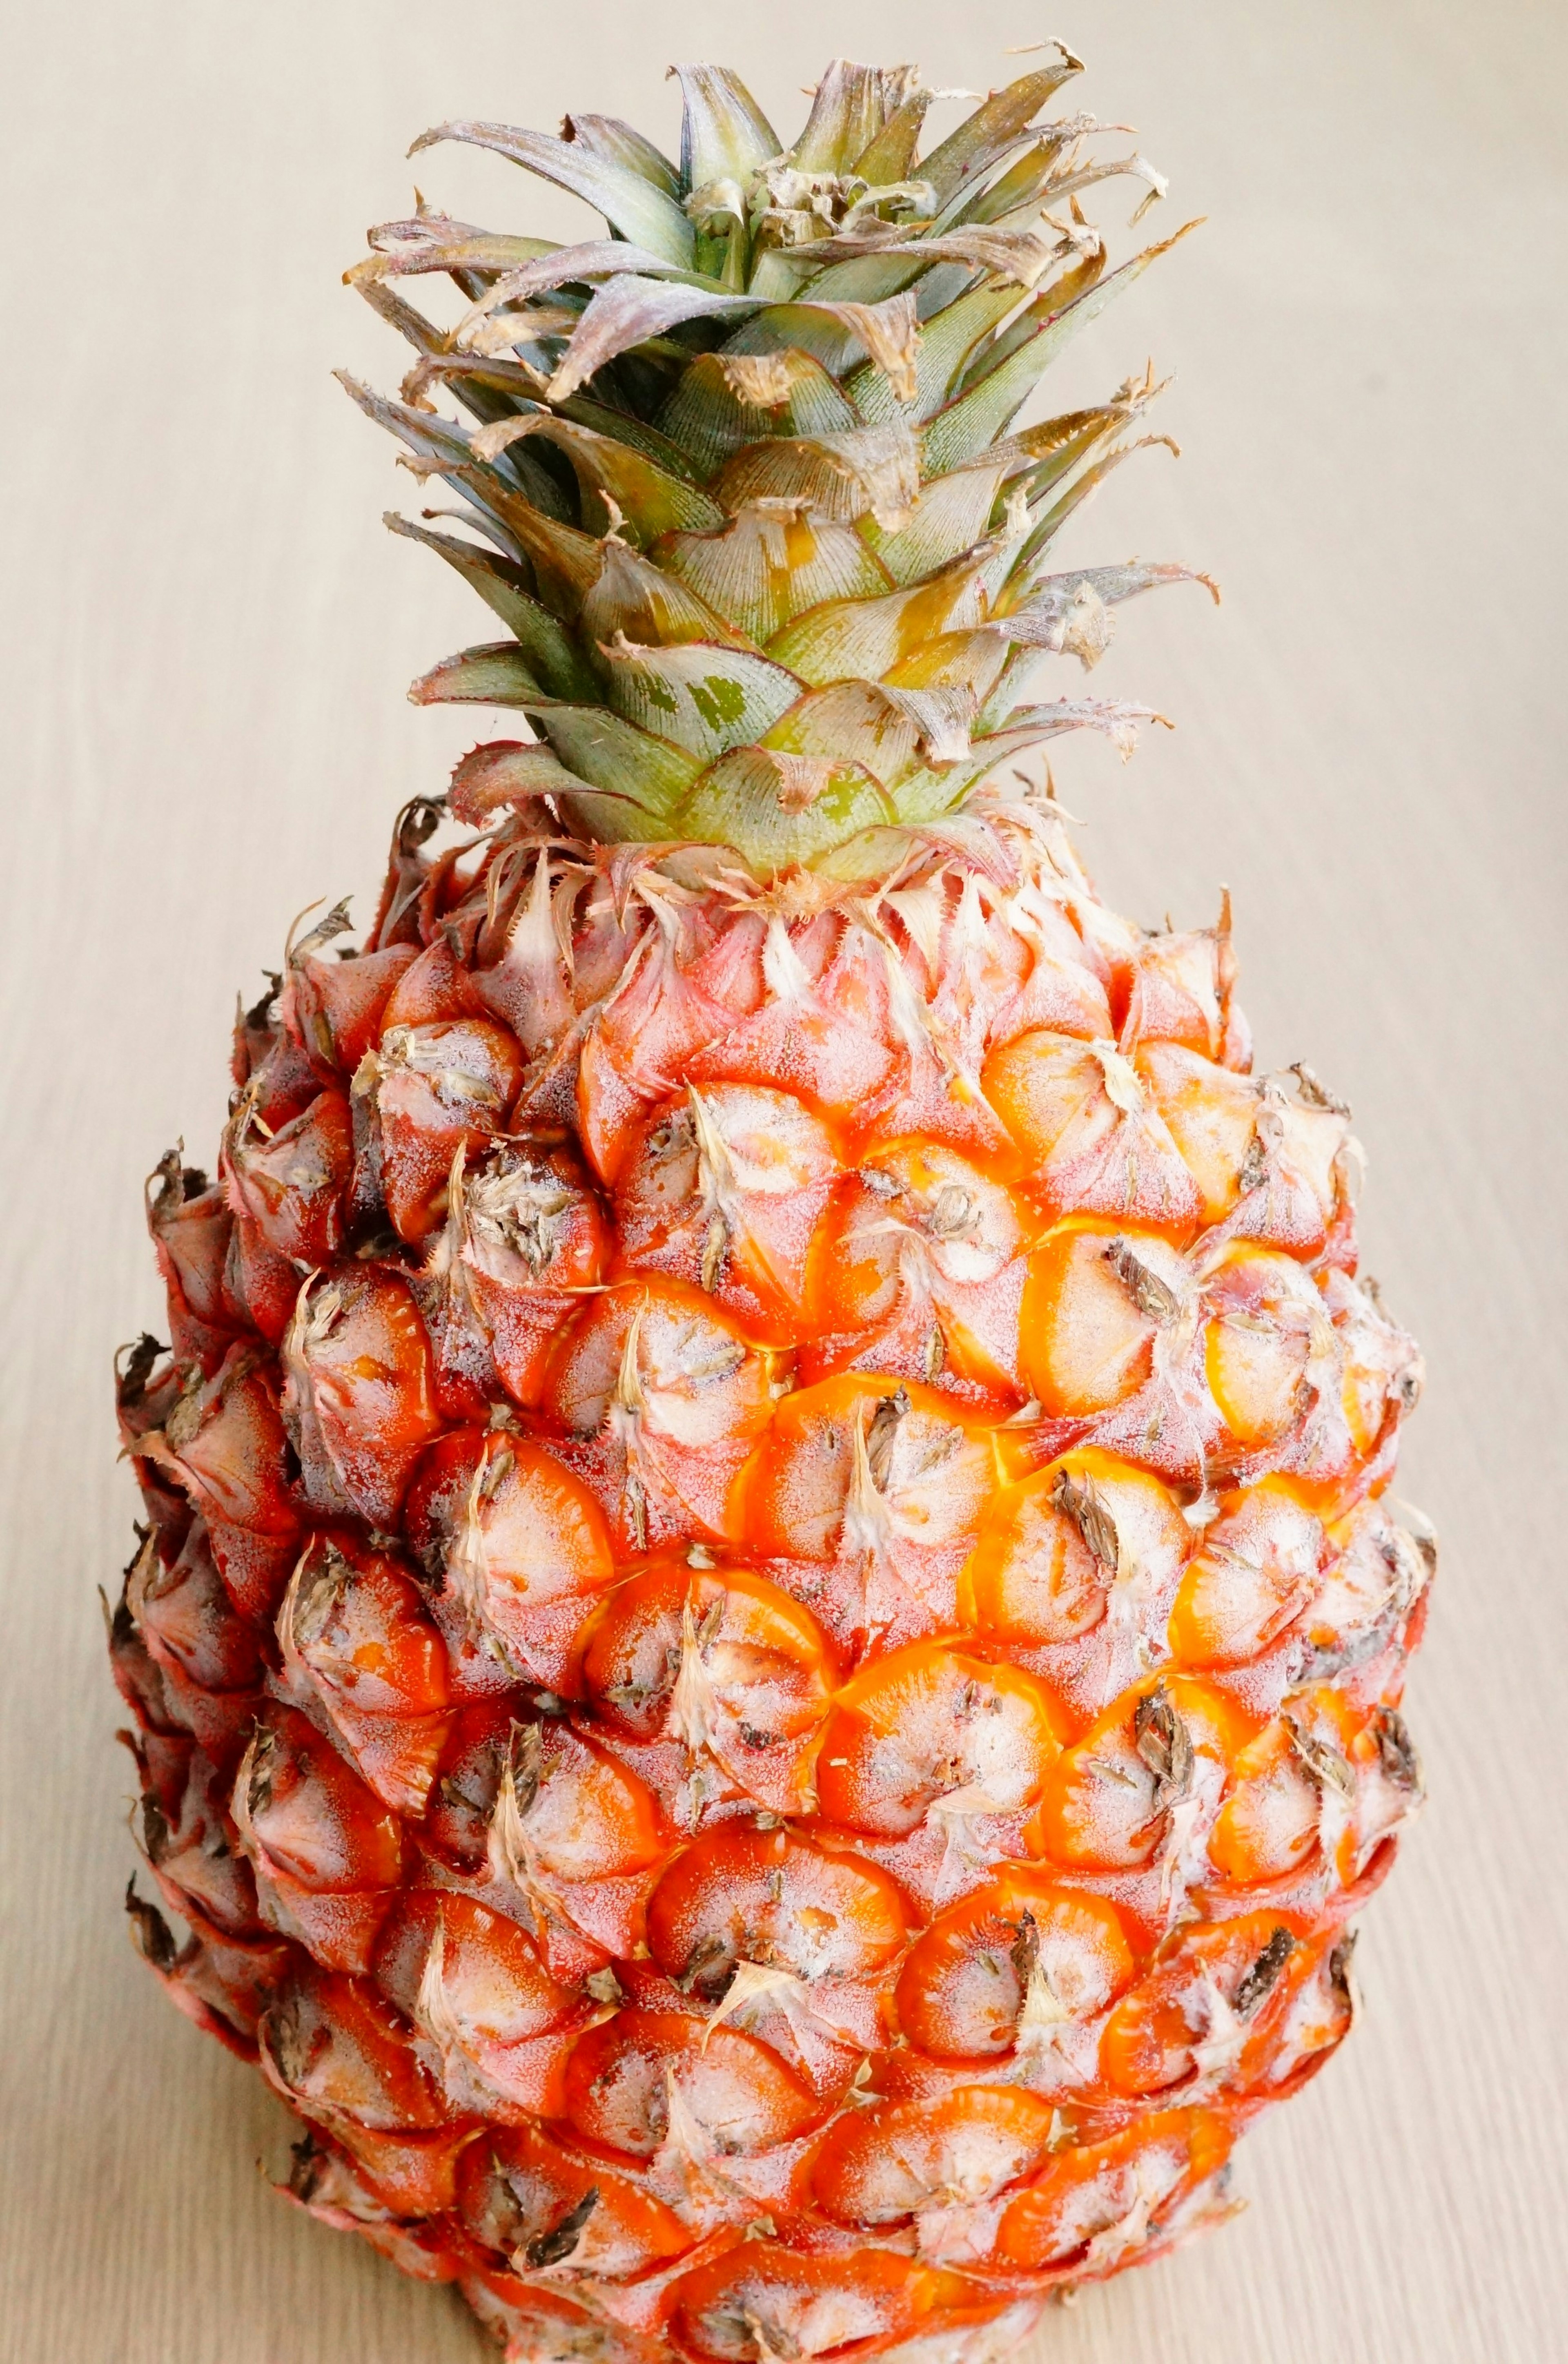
408 642 543 705
350 221 558 285
546 275 763 405
470 414 725 543
446 738 601 822
859 453 1013 586
713 421 920 530
675 744 895 875
918 51 1085 204
920 223 1199 475
671 65 781 192
791 62 923 176
518 700 704 814
764 545 989 686
656 508 892 646
601 638 804 761
582 536 755 653
849 87 934 184
657 349 861 479
408 122 697 266
560 112 682 200
384 515 598 699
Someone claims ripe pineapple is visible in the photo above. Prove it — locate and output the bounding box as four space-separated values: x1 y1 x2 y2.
110 47 1430 2364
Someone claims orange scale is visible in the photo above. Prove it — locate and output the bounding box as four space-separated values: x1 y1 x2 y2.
1198 1246 1330 1455
815 1640 1069 1841
804 1140 1037 1398
575 928 739 1186
374 1890 590 2121
684 935 899 1128
739 1373 998 1569
644 1822 910 1994
234 1705 405 1974
1122 923 1233 1062
225 1086 354 1269
1019 1220 1184 1418
667 2243 978 2364
1098 1908 1315 2099
418 1138 612 1416
1025 1677 1255 1876
962 1447 1191 1656
1207 1717 1323 1885
403 1427 616 1696
455 2121 693 2278
812 2084 1060 2228
368 1018 527 1244
379 937 488 1031
275 1530 452 1818
562 2009 824 2162
134 1342 300 1563
982 1030 1202 1235
286 941 418 1077
575 1556 835 1819
612 1083 841 1343
895 1873 1138 2062
1167 1479 1327 1671
1134 1043 1259 1229
280 1267 445 1530
257 1963 463 2208
543 1279 780 1552
993 2107 1236 2274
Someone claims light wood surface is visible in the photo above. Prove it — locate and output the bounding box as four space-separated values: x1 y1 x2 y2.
4 2 1566 2357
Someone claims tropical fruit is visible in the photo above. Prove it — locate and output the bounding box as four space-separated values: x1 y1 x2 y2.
110 47 1430 2363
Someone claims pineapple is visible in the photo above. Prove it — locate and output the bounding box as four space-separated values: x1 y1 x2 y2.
110 47 1430 2364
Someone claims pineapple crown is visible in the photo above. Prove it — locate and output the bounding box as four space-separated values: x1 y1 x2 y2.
344 46 1216 881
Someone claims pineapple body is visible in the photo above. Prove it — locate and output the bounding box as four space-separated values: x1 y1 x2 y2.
111 52 1428 2362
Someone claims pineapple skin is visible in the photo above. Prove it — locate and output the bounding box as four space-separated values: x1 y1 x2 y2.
109 52 1429 2362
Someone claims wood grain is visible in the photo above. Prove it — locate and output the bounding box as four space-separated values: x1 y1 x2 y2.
3 2 1566 2357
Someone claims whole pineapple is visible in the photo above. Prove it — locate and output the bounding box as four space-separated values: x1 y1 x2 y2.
111 48 1430 2364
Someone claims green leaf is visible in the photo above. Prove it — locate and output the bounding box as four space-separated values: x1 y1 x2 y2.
657 348 861 479
1002 435 1181 584
546 275 764 404
849 87 933 183
860 453 1012 586
447 739 601 821
919 225 1197 475
762 679 924 785
462 473 605 614
408 642 542 706
514 699 704 815
880 625 1012 705
554 393 708 479
855 280 1020 428
671 65 781 190
791 62 922 175
760 677 977 788
918 51 1084 205
675 744 895 875
474 414 724 543
561 112 682 199
657 507 892 644
384 516 598 699
714 422 920 529
351 222 559 283
602 638 804 759
765 548 989 686
580 537 756 653
409 121 696 266
793 251 930 306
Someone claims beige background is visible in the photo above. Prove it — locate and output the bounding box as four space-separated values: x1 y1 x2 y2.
3 1 1566 2357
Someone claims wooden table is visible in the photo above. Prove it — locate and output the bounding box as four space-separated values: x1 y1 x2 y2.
3 2 1564 2356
